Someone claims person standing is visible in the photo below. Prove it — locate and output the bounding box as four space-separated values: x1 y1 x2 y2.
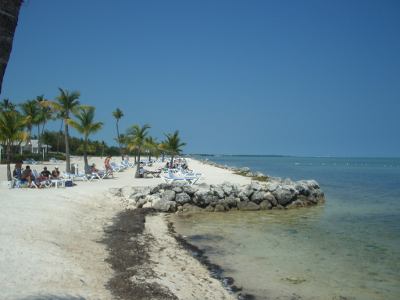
104 155 114 178
14 160 23 181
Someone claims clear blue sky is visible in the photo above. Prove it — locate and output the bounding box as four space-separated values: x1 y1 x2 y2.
1 0 399 157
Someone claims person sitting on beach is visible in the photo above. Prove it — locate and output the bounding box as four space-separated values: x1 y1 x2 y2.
182 163 189 170
52 166 60 179
21 165 35 187
139 166 149 177
165 162 170 169
39 166 51 179
90 163 105 175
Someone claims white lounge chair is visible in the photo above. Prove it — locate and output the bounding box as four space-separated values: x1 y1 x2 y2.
161 170 199 185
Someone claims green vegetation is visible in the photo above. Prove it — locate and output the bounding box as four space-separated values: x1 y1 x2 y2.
1 89 187 179
234 171 270 182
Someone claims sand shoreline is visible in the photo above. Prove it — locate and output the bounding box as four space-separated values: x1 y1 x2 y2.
0 156 251 299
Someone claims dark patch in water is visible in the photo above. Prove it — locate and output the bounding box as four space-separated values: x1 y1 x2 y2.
168 217 257 300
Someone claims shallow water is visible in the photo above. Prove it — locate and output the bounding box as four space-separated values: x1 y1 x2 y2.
170 157 400 299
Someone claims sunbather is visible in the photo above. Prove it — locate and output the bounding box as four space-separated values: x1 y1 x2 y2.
39 166 51 179
21 165 35 188
52 166 60 179
91 163 105 175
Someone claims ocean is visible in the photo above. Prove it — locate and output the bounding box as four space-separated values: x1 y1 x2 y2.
170 156 400 300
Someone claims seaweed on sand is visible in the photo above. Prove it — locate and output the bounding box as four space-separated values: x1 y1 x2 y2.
100 208 178 300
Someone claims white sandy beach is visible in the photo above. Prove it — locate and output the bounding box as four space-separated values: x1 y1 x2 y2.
0 156 251 300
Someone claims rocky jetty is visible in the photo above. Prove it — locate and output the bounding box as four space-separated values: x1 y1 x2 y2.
107 176 325 213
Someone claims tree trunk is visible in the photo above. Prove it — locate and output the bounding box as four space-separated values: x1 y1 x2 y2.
57 119 63 154
83 137 89 174
6 144 12 181
0 0 23 94
65 122 70 173
116 121 124 161
135 150 141 178
37 124 41 158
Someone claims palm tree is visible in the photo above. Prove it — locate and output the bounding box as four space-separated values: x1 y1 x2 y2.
0 0 24 94
145 136 159 161
55 110 66 154
100 140 107 158
0 110 30 180
35 95 53 157
0 98 16 111
112 108 124 160
126 124 155 178
159 140 168 162
18 99 39 137
40 87 90 172
163 130 187 167
65 107 104 174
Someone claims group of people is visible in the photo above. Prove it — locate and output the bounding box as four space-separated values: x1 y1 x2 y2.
164 159 189 170
14 161 61 188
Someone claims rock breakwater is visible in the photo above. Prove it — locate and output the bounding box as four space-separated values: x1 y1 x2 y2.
107 176 325 213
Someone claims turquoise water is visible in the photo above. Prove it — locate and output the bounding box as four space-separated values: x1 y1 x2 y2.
171 156 400 299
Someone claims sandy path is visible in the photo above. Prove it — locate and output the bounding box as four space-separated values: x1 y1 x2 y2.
0 156 251 299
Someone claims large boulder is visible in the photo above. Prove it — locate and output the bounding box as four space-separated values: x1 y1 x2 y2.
213 187 225 199
259 200 272 210
232 183 243 196
250 191 264 204
240 167 251 173
264 192 277 206
221 183 233 195
265 182 280 192
250 181 262 191
193 188 214 206
182 203 203 212
182 185 198 195
162 190 176 202
149 185 160 194
286 199 304 209
237 201 260 211
108 187 121 196
121 186 137 198
225 194 239 207
175 192 191 204
237 191 249 202
139 186 152 196
153 199 174 212
272 185 299 206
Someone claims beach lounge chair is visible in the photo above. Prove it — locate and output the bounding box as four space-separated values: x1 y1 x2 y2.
110 162 124 172
50 157 63 163
30 158 42 164
122 160 134 168
91 170 111 180
61 171 94 181
30 169 52 188
176 167 204 180
161 170 199 185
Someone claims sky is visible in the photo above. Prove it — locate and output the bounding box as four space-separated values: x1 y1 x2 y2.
1 0 399 157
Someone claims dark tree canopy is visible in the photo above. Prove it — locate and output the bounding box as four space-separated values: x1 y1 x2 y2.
0 0 24 94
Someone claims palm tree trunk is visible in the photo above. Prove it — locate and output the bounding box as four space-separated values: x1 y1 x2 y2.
57 119 63 154
65 123 70 173
6 144 12 181
0 0 23 94
135 150 141 178
37 124 41 157
116 121 124 161
83 137 89 174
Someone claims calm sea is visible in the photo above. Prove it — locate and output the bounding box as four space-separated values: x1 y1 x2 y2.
170 156 400 300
